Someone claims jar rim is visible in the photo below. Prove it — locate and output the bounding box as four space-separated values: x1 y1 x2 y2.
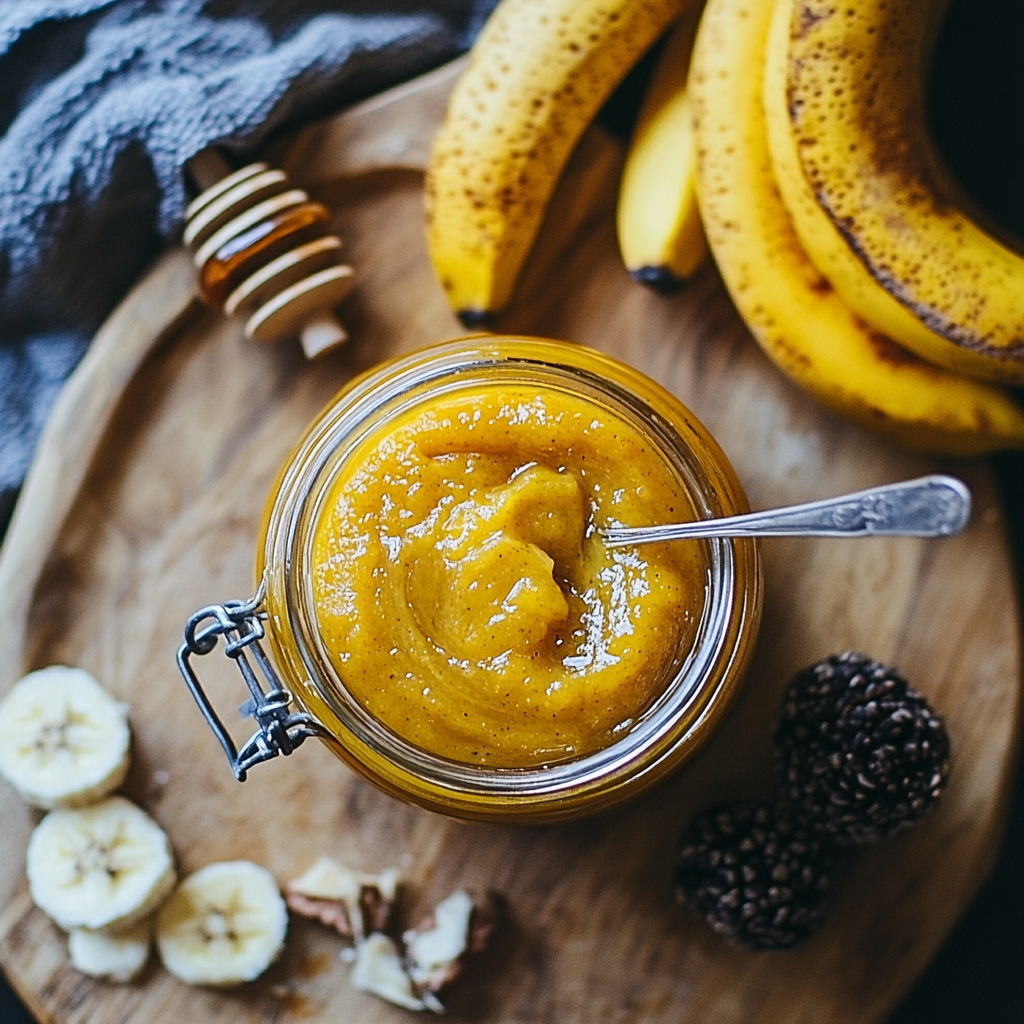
259 336 761 814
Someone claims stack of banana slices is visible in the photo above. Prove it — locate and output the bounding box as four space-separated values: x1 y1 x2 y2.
425 0 1024 455
0 667 288 986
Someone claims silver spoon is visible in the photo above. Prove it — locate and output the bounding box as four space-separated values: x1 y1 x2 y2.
601 474 971 548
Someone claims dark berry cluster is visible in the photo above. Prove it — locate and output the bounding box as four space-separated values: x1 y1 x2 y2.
676 652 949 950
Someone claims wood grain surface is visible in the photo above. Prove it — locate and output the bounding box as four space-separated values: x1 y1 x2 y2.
0 59 1019 1024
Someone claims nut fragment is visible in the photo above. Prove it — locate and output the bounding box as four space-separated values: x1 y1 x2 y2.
285 857 400 941
350 933 433 1012
288 860 499 1012
404 890 500 1003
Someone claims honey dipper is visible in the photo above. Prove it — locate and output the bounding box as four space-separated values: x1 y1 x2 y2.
184 149 354 360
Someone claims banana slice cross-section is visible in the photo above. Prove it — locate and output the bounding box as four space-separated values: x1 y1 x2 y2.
0 666 130 809
27 796 176 932
69 918 152 982
156 861 288 986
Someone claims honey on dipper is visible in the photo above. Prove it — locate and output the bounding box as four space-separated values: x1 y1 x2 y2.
184 151 354 359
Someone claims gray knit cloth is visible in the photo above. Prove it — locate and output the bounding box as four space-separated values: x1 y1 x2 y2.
0 0 496 525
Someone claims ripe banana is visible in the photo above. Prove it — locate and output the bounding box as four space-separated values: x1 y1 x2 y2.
0 665 130 809
69 919 152 983
27 796 176 932
688 0 1024 454
156 861 288 986
425 0 691 324
616 7 709 291
762 0 1024 384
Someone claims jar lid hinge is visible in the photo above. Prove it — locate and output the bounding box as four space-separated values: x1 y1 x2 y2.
177 584 326 780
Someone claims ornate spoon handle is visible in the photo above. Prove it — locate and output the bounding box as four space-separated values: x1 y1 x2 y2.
601 474 971 547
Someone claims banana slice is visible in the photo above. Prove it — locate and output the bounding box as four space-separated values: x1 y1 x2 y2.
0 665 131 808
27 796 175 932
69 918 152 982
156 861 288 986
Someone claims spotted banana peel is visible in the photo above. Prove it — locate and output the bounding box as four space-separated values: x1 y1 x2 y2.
689 0 1024 454
762 0 1024 384
425 0 693 324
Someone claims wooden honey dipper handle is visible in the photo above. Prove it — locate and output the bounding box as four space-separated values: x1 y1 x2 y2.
183 148 353 360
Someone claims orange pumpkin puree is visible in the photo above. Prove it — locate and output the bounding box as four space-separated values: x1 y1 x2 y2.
311 383 706 767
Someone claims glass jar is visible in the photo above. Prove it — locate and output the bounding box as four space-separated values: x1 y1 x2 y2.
179 336 762 822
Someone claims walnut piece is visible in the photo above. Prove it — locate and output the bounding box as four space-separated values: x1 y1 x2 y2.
404 890 500 1002
350 933 432 1012
285 857 400 941
287 860 499 1014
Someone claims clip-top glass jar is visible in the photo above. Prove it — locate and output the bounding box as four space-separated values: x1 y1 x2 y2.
179 336 762 822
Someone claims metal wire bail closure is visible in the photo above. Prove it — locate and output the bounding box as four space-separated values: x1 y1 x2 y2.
177 578 327 780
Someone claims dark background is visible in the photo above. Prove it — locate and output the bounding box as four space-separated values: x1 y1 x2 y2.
2 0 1022 1018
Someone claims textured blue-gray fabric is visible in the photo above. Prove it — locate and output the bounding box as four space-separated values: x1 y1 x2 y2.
0 0 497 524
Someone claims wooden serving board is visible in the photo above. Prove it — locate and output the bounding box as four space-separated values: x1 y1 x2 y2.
0 58 1019 1024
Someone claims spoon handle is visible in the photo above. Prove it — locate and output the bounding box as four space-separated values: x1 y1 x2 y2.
601 474 971 547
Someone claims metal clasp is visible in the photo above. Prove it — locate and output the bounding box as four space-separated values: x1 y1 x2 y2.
177 579 327 780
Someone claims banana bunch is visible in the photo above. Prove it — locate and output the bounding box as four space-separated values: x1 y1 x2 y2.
427 0 1024 454
0 667 289 986
762 0 1024 385
687 0 1024 454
